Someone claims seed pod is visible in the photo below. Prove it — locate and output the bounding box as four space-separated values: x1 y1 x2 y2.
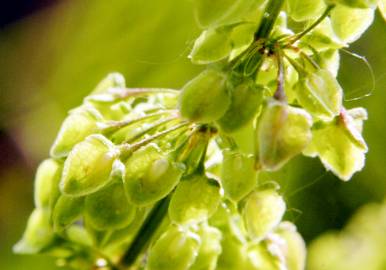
60 134 119 196
296 69 343 121
256 100 312 171
50 106 102 158
287 0 326 22
221 149 258 202
243 189 286 240
147 225 201 270
325 0 377 9
124 144 184 206
34 159 62 209
330 5 374 43
52 195 84 232
84 182 136 230
13 208 55 254
217 79 263 133
169 174 221 225
179 69 230 123
190 224 222 270
190 27 232 65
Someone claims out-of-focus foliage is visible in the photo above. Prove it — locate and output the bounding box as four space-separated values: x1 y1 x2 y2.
308 198 386 270
0 0 385 269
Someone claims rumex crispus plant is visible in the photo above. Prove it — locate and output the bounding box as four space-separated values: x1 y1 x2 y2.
15 0 385 269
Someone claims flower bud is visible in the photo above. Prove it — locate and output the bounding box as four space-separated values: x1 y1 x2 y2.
169 174 221 225
52 195 84 232
179 69 230 123
243 189 286 240
147 225 201 270
124 144 184 206
256 100 312 171
221 149 257 202
60 134 119 196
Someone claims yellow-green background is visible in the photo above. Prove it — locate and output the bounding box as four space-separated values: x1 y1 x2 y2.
0 0 385 269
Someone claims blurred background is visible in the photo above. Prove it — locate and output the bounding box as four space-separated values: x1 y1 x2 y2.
0 0 385 269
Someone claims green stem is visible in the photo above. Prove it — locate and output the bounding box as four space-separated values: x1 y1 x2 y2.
254 0 285 40
273 48 286 101
118 196 171 268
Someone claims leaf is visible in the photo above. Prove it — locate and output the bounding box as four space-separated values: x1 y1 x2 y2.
217 79 263 133
179 69 230 123
257 100 313 171
52 195 84 232
295 69 343 121
303 110 368 181
124 144 184 206
13 209 55 254
243 189 286 240
331 5 375 43
84 182 136 230
190 27 233 64
168 174 221 224
286 0 326 22
221 149 258 202
34 159 62 209
50 106 102 158
147 225 201 270
60 134 119 196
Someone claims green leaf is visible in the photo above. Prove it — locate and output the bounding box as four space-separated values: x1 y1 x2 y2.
147 225 201 270
50 106 102 158
189 224 222 270
286 0 326 21
60 134 119 196
84 182 136 230
52 195 84 232
190 27 233 64
14 209 55 254
330 5 375 43
295 69 343 121
217 79 263 133
179 69 230 123
257 100 313 171
303 110 368 181
34 159 62 209
124 144 184 206
243 189 286 240
221 149 258 202
168 174 221 224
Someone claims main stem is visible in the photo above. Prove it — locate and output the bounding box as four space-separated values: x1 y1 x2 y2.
254 0 285 40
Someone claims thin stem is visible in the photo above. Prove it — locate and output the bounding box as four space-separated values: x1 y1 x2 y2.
118 196 171 268
283 53 308 77
273 48 286 101
288 5 335 45
254 0 285 40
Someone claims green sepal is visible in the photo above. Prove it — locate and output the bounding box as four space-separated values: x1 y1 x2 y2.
60 134 119 196
179 69 230 123
168 174 221 225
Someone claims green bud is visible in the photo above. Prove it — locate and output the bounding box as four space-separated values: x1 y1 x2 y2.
124 144 184 206
34 159 62 209
246 243 280 270
179 69 230 123
190 27 232 65
14 208 55 254
91 72 125 94
243 189 286 240
287 0 326 22
229 23 257 60
190 224 222 270
379 0 386 21
221 149 258 202
296 69 343 121
257 100 313 171
50 106 102 158
326 0 377 9
169 174 221 224
217 79 263 133
52 195 84 232
60 134 119 196
331 5 374 43
216 233 247 270
84 182 136 230
147 225 201 270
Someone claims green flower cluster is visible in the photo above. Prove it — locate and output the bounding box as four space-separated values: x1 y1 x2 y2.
15 0 383 269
